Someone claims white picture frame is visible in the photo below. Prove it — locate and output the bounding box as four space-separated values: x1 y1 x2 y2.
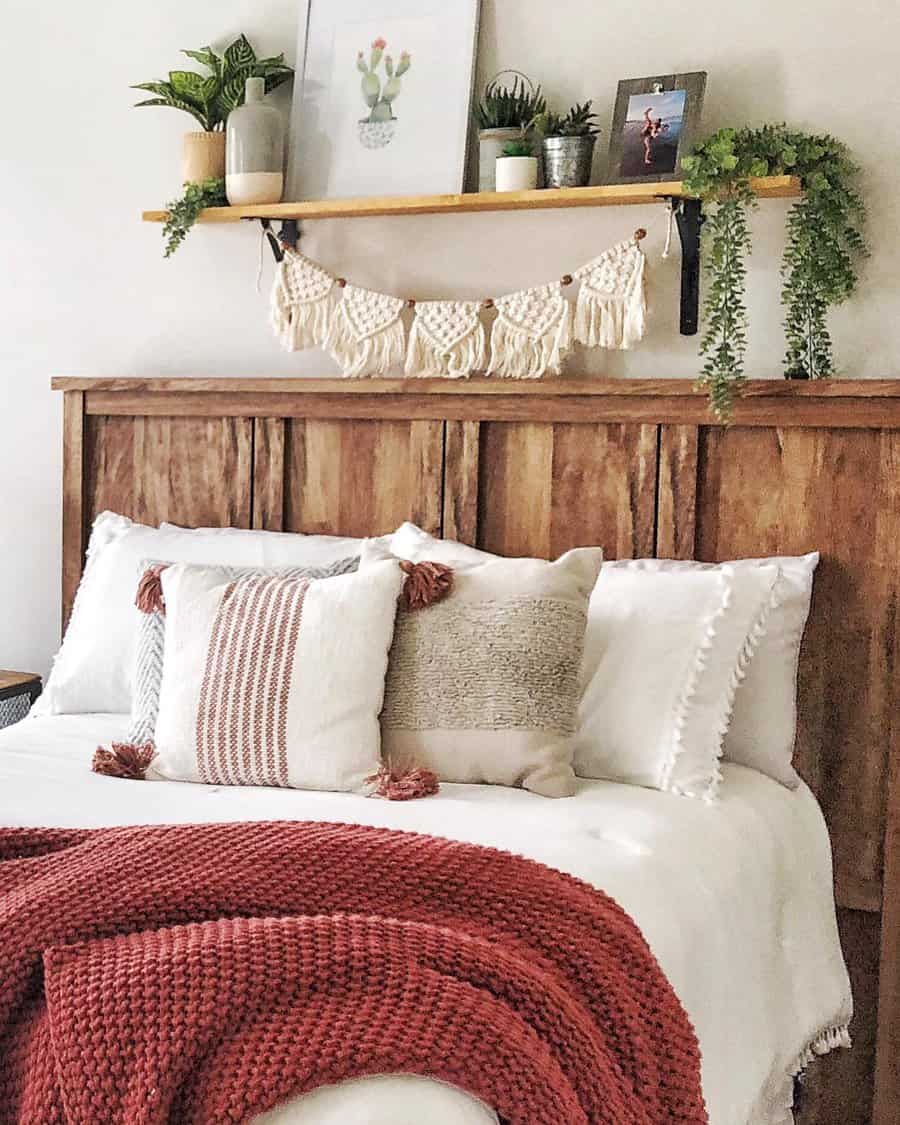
287 0 480 200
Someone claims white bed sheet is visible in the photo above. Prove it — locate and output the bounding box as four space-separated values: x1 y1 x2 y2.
0 714 852 1125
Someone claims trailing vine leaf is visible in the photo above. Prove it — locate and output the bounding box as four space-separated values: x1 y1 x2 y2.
162 178 227 258
682 124 866 419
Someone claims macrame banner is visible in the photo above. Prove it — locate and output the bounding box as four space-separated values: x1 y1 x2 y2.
269 231 648 379
405 300 486 379
325 284 406 378
270 251 335 352
573 239 647 351
487 284 572 379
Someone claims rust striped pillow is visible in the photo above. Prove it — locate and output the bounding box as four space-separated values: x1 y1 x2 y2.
152 560 404 792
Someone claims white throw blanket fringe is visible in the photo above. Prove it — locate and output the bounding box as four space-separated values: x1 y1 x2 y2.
270 251 336 353
574 239 647 350
405 301 486 379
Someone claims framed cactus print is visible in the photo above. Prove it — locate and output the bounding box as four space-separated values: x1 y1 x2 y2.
287 0 481 200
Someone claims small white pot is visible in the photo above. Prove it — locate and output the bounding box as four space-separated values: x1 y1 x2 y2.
495 155 538 193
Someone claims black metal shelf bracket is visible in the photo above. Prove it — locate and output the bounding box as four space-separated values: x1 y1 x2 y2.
258 218 301 263
664 196 704 336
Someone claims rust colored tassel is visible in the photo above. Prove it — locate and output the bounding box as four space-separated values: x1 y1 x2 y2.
92 742 156 781
368 764 440 801
399 561 454 611
135 565 168 615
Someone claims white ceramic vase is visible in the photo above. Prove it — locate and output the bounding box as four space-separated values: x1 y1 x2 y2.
495 155 538 193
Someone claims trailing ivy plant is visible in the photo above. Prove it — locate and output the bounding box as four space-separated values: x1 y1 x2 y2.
133 34 293 132
681 125 866 419
162 178 227 257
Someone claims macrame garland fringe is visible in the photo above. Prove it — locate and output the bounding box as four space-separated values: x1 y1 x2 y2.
92 742 156 780
325 287 406 378
270 252 336 353
574 243 647 351
404 304 486 379
488 298 572 380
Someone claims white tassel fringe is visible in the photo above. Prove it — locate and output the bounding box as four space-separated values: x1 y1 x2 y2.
270 252 335 353
325 286 406 378
488 287 573 379
405 302 486 379
574 241 647 351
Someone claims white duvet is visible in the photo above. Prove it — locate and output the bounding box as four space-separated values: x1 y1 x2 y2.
0 715 851 1125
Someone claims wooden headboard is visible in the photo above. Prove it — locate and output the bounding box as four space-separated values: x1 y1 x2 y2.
54 375 899 1125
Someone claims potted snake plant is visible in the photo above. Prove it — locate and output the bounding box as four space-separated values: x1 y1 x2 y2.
535 101 601 188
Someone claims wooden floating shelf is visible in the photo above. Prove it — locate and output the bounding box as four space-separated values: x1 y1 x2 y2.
142 175 801 224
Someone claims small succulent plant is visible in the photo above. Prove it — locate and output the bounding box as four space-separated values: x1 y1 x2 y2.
535 101 600 138
475 74 546 131
357 38 411 123
501 138 535 158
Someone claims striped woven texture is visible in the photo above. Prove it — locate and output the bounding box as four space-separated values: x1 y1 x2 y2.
129 557 358 746
196 575 308 786
0 821 708 1124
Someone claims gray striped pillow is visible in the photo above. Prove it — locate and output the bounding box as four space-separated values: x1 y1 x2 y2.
128 557 359 746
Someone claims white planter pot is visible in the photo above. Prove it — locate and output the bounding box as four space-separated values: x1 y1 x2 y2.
495 156 538 193
478 128 522 192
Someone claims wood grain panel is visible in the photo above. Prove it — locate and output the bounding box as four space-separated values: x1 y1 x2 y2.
61 391 85 631
477 422 657 559
283 418 443 538
84 415 253 530
252 418 285 530
443 421 480 545
657 424 698 559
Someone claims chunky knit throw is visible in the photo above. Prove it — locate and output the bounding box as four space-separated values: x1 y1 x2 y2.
0 822 707 1124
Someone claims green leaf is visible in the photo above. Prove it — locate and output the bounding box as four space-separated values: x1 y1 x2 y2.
263 69 294 95
169 70 209 103
223 34 256 79
182 46 221 75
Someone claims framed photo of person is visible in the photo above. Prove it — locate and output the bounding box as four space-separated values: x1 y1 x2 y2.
605 73 706 184
286 0 481 200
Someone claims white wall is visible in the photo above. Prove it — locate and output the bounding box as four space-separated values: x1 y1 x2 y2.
3 0 898 679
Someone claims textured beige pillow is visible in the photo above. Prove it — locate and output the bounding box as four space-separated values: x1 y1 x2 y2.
361 541 603 797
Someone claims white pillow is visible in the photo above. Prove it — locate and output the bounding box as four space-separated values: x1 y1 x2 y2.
37 513 365 716
152 560 402 792
389 524 816 789
575 564 779 800
602 556 818 788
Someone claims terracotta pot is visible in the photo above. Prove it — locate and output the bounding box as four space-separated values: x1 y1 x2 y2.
182 132 226 185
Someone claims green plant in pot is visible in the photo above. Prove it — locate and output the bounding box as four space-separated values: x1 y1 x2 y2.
474 72 546 191
535 101 600 188
495 133 538 192
681 124 866 420
133 33 293 256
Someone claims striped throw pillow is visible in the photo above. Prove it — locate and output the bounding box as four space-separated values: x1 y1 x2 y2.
129 557 358 747
149 559 402 792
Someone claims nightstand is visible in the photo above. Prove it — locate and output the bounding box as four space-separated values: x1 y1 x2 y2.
0 671 41 729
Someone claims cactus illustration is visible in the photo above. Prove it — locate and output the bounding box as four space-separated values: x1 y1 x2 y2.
355 38 412 134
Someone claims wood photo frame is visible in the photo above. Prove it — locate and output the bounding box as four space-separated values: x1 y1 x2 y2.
605 72 707 184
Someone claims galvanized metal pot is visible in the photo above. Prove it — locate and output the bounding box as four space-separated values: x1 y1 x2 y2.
542 135 597 188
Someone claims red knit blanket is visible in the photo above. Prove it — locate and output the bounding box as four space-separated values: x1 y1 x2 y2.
0 822 707 1124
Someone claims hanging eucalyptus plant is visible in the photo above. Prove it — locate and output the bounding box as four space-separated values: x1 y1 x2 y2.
681 124 867 419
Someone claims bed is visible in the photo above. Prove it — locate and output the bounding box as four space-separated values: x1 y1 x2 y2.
0 712 851 1124
15 375 900 1123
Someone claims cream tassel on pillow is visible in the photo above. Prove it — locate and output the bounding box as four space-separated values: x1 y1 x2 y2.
573 239 647 350
487 283 573 379
405 301 486 379
270 249 336 352
325 284 407 378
